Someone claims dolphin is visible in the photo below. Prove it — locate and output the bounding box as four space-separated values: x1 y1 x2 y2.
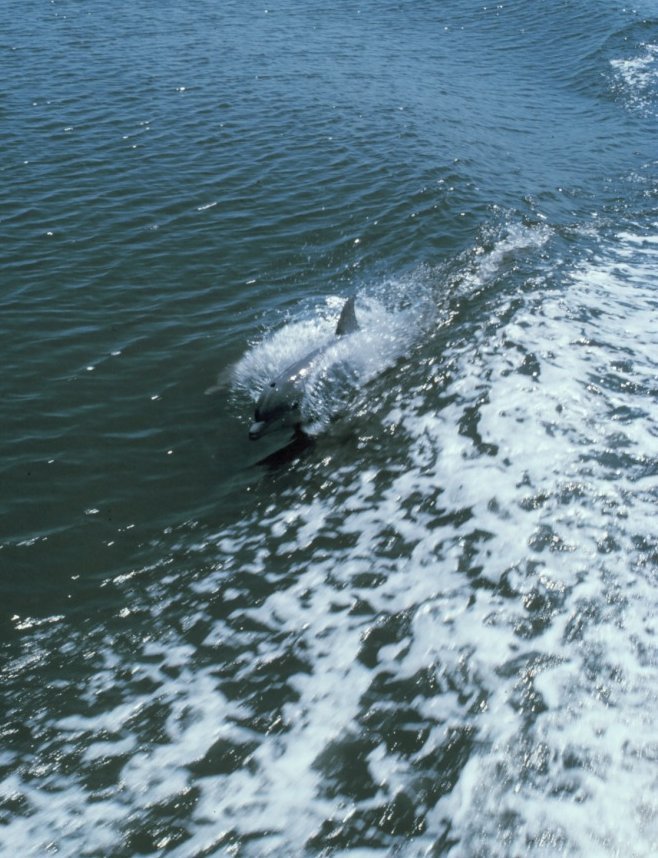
249 297 360 440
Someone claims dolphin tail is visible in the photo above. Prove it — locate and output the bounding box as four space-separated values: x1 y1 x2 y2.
335 296 359 337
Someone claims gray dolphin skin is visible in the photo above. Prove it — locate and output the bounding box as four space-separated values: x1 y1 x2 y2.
249 297 359 440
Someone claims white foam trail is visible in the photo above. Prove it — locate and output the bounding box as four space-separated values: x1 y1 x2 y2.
191 223 656 855
416 226 658 855
2 223 657 857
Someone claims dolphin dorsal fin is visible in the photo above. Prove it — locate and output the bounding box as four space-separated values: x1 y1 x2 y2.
335 296 359 337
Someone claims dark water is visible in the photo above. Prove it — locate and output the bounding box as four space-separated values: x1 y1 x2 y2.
2 1 657 855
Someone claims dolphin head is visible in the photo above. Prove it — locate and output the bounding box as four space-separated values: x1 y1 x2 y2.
249 374 303 440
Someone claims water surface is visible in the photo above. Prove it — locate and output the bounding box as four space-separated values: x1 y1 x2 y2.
1 1 657 855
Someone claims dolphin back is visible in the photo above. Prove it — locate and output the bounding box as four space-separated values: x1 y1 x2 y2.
335 297 359 337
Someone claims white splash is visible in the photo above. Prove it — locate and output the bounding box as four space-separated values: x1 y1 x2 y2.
610 42 658 113
230 291 433 435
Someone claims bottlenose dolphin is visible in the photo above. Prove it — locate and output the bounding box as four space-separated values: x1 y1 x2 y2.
249 297 360 440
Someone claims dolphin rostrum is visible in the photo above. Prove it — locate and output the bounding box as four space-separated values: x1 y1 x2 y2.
249 297 360 440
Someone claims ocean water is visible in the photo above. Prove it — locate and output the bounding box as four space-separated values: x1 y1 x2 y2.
1 0 657 855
